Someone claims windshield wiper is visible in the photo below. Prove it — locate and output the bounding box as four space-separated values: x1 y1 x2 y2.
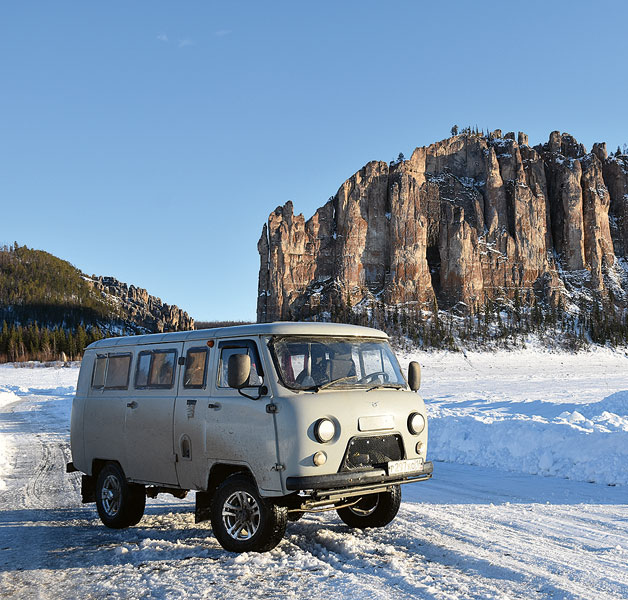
317 375 359 391
366 383 404 392
302 375 358 392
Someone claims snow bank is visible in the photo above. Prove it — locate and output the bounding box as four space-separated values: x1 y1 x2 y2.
428 396 628 485
0 390 20 490
0 389 21 408
401 348 628 486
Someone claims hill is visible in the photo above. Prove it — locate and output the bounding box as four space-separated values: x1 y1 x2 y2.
0 243 193 361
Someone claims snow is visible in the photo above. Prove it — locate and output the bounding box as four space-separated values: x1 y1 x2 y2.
0 389 19 490
1 352 628 598
398 349 628 485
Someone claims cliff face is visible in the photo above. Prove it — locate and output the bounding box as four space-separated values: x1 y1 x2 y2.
258 131 628 323
87 276 194 333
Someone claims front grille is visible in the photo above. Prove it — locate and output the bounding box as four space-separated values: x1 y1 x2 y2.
340 434 405 471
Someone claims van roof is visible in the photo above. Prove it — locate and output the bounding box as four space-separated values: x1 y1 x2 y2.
85 321 388 350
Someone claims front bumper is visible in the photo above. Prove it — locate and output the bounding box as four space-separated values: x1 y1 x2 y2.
286 460 433 492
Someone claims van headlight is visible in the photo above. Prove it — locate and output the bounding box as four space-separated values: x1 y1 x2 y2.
314 418 335 443
408 412 425 435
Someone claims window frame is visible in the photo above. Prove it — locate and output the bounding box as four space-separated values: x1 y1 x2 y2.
268 335 406 391
217 339 264 389
103 352 132 390
134 348 178 390
183 347 209 389
91 354 107 390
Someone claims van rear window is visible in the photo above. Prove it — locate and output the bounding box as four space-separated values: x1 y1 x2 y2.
134 349 177 389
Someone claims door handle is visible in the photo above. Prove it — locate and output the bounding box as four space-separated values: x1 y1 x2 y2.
127 401 138 409
208 402 221 410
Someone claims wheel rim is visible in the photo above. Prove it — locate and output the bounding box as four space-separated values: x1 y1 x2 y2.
222 490 261 541
101 474 122 517
349 495 379 516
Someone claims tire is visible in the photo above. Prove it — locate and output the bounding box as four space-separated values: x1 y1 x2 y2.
210 474 288 553
95 462 146 529
336 486 401 529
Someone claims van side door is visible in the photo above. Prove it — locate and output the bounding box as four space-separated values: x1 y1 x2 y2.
124 343 183 485
207 338 282 493
173 340 213 490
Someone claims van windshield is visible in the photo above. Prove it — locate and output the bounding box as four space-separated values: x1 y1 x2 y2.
270 336 406 391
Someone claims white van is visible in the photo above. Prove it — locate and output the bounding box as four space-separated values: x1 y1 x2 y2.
68 322 432 552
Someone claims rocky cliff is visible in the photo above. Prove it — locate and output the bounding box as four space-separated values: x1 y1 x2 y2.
86 276 194 333
257 131 628 325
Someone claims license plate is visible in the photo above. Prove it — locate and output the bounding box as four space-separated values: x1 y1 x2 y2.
387 458 424 475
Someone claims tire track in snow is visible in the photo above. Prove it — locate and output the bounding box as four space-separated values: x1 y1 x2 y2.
394 503 628 600
1 394 80 510
281 512 534 599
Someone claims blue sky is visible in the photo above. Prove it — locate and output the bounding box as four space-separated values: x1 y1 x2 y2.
1 1 627 322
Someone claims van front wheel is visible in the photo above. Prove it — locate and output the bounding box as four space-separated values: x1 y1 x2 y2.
210 474 288 553
336 486 401 529
95 462 146 529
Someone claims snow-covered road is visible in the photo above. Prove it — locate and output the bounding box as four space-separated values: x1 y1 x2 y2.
0 355 627 599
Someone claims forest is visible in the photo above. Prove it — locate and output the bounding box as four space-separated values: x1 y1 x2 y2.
324 289 628 352
0 243 119 362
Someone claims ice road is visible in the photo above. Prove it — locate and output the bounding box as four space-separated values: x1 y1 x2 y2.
0 351 627 599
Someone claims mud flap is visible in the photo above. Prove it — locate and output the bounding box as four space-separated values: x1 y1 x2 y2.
195 491 212 523
81 475 96 504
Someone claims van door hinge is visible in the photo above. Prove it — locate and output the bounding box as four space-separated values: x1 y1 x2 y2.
266 403 278 414
272 463 285 472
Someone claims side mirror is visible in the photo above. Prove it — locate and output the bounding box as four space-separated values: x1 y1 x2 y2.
408 361 421 391
228 353 251 389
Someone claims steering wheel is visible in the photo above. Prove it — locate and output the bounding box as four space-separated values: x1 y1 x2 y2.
357 371 389 384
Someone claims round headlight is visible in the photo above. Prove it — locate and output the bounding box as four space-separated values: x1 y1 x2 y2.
314 418 335 443
408 412 426 435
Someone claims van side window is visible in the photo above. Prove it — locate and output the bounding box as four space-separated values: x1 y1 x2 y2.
184 348 208 389
150 351 176 386
105 354 132 389
218 340 263 388
91 355 107 389
134 349 178 389
135 352 151 387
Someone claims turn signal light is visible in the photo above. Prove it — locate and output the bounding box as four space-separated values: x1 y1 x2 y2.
313 451 327 466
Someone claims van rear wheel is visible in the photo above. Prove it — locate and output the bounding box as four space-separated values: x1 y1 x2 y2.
336 486 401 529
95 462 146 529
210 474 288 553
